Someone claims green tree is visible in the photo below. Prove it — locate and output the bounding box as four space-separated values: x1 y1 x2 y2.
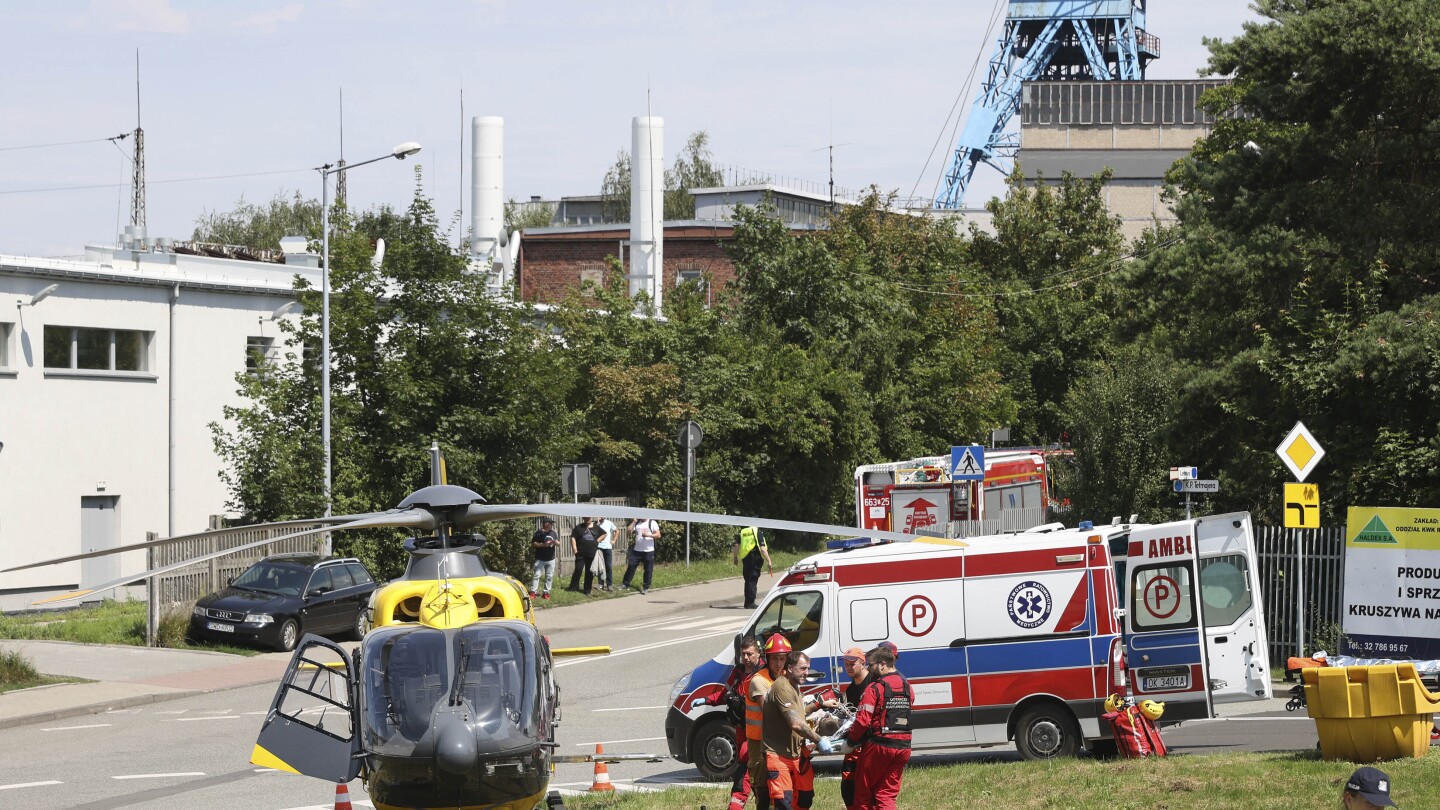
1112 0 1440 521
192 191 322 251
1059 345 1180 522
212 170 581 579
665 131 725 220
966 170 1125 447
598 130 724 223
503 197 555 232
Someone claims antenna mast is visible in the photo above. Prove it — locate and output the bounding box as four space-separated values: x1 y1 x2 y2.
335 88 347 209
130 49 146 228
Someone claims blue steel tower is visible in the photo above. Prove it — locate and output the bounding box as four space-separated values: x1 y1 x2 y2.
937 0 1160 208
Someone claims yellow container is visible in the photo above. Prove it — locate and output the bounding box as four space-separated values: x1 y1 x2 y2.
1302 664 1440 762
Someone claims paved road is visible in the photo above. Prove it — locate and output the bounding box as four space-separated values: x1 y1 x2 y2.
0 576 1318 808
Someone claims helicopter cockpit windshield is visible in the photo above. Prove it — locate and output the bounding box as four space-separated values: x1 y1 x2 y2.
360 620 542 760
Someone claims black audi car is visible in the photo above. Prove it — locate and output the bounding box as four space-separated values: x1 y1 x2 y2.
189 554 378 651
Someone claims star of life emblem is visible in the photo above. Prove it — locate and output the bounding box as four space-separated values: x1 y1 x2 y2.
1007 580 1052 630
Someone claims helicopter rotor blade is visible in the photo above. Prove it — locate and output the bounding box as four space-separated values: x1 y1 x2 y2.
467 503 929 546
0 510 406 575
29 509 438 607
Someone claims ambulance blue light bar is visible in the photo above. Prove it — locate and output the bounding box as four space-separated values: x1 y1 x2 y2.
827 536 889 551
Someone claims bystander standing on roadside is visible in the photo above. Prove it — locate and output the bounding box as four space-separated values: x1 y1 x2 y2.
623 516 660 594
595 516 617 591
567 517 599 594
528 517 558 600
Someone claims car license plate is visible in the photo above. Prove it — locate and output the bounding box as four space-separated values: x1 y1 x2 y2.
206 621 235 633
1143 675 1188 690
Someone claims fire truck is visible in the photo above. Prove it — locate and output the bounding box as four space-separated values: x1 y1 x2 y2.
855 448 1068 538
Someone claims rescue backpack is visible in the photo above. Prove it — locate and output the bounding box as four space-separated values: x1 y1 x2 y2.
876 673 913 737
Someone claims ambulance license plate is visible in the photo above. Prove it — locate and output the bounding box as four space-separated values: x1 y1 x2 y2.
206 621 235 633
1140 666 1189 691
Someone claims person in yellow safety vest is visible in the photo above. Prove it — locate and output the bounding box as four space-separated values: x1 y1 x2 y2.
745 634 791 810
734 526 774 610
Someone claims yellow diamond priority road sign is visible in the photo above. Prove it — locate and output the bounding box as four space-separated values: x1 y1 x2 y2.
1276 421 1325 482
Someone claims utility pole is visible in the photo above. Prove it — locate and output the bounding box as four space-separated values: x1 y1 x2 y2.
130 49 145 229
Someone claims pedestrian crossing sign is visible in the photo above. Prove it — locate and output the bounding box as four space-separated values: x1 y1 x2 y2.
950 445 985 481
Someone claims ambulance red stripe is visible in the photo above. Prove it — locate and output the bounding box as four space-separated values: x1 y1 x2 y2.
963 547 1088 577
969 666 1104 705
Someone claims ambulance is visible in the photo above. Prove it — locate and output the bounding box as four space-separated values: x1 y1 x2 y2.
664 512 1270 779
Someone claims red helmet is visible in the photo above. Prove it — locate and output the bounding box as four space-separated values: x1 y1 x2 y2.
764 634 793 656
760 634 794 651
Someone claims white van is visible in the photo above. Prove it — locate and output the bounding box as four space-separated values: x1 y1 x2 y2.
664 512 1270 778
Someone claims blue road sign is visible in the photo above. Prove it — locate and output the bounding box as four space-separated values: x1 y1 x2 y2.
951 445 986 481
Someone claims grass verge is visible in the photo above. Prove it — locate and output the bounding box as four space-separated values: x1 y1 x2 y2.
0 600 257 655
562 751 1437 809
0 645 84 693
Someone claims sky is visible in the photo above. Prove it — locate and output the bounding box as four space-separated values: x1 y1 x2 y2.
1 1 1264 258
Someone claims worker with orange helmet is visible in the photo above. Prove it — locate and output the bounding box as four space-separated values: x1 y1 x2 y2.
742 634 790 810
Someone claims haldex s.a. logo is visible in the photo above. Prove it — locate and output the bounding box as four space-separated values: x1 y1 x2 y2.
1008 580 1052 630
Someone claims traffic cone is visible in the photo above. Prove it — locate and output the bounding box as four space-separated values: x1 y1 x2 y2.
589 743 614 792
333 782 354 810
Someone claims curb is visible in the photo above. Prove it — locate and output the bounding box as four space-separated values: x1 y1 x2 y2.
2 677 274 730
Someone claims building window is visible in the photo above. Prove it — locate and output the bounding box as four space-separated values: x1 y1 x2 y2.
676 269 711 308
0 322 11 369
246 336 277 376
44 326 151 372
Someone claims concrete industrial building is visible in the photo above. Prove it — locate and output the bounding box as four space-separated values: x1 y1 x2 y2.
1016 79 1226 240
0 237 311 610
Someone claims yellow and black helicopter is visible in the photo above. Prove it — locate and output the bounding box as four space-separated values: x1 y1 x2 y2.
3 451 917 810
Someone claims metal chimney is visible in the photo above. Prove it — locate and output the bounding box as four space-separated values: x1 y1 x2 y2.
630 116 664 311
471 116 504 262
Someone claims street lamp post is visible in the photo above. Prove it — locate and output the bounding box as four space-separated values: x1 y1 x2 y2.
318 142 421 529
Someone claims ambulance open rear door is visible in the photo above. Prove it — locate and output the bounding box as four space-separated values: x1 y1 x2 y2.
1194 512 1271 703
1125 513 1271 722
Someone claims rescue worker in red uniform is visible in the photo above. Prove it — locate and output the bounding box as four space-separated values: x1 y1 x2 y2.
762 650 832 810
744 634 790 810
842 645 912 810
837 647 871 810
727 636 763 810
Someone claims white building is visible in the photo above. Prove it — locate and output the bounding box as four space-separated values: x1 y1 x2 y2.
0 236 315 610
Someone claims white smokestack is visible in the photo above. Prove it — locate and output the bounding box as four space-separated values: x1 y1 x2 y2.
630 116 664 311
471 116 504 262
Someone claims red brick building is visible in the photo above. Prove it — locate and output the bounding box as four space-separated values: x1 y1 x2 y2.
515 221 738 305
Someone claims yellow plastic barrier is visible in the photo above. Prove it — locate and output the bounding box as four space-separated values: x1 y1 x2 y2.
1302 664 1440 762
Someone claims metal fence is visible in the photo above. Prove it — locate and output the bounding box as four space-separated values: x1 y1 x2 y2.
944 507 1053 538
1255 524 1345 665
144 521 325 644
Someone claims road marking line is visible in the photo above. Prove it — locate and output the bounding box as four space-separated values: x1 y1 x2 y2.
592 705 666 713
112 772 206 780
574 736 667 746
157 709 188 714
622 615 744 632
165 715 241 721
0 781 63 790
556 626 737 668
41 723 111 731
